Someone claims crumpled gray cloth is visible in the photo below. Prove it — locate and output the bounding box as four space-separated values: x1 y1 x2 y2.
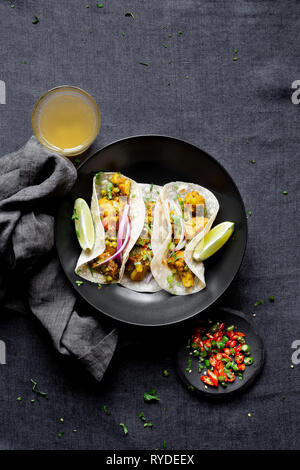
0 136 118 381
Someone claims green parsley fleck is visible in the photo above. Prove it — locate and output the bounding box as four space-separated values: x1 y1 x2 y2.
163 440 167 449
178 31 182 35
103 405 110 415
234 48 238 53
233 57 238 61
139 61 148 66
283 190 288 195
162 369 169 377
97 3 104 7
246 138 249 144
98 283 102 289
24 61 28 64
121 31 125 36
120 423 128 435
168 34 172 38
254 299 265 307
85 4 90 8
32 15 39 24
17 397 22 401
269 295 275 302
251 159 256 164
248 210 252 216
125 12 134 19
143 389 160 402
144 422 153 428
74 158 81 164
76 280 84 286
187 385 195 391
30 399 35 403
58 432 64 439
138 411 146 422
162 43 167 48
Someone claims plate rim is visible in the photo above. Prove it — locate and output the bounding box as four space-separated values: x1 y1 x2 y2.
55 134 248 327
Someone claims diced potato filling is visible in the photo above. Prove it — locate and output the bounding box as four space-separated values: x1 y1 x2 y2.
167 190 207 289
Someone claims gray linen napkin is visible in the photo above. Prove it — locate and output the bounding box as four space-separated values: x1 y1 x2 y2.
0 136 118 381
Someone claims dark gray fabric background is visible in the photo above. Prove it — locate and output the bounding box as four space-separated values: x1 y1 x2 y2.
0 0 299 450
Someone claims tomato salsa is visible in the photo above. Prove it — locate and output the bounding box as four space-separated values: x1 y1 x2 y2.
187 322 254 387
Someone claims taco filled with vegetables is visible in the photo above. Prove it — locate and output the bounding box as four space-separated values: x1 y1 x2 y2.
120 183 163 292
151 182 219 295
75 172 145 284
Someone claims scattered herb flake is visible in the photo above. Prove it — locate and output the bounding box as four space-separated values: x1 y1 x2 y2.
144 422 153 428
30 399 35 403
76 280 84 286
138 411 146 422
125 12 134 19
97 3 103 7
143 389 160 402
269 295 275 302
74 158 81 164
163 440 167 449
17 397 22 401
58 431 64 439
251 159 256 164
283 190 288 195
162 43 167 48
32 15 39 24
162 369 169 377
254 299 265 307
178 31 182 35
233 57 238 61
121 31 125 36
103 405 110 415
120 423 128 435
139 61 148 66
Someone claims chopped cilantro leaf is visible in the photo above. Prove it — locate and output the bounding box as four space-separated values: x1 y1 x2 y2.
120 423 128 435
143 389 160 402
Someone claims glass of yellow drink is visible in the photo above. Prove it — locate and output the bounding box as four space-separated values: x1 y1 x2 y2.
32 86 101 157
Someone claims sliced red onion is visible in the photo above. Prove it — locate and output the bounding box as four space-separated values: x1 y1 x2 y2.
116 204 130 264
145 272 153 283
97 219 131 266
171 201 185 251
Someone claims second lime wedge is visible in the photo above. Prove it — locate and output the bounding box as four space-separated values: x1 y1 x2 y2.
73 198 95 251
193 222 235 262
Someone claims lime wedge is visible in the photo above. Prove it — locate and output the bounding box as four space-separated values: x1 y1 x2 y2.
73 198 95 250
193 222 235 262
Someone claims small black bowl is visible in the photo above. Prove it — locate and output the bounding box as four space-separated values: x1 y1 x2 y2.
175 308 265 398
55 135 247 327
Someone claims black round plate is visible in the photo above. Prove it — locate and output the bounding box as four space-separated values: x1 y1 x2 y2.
55 135 247 327
176 308 264 398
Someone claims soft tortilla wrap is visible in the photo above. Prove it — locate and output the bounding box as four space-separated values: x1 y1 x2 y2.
120 183 162 293
75 172 145 284
151 182 219 295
